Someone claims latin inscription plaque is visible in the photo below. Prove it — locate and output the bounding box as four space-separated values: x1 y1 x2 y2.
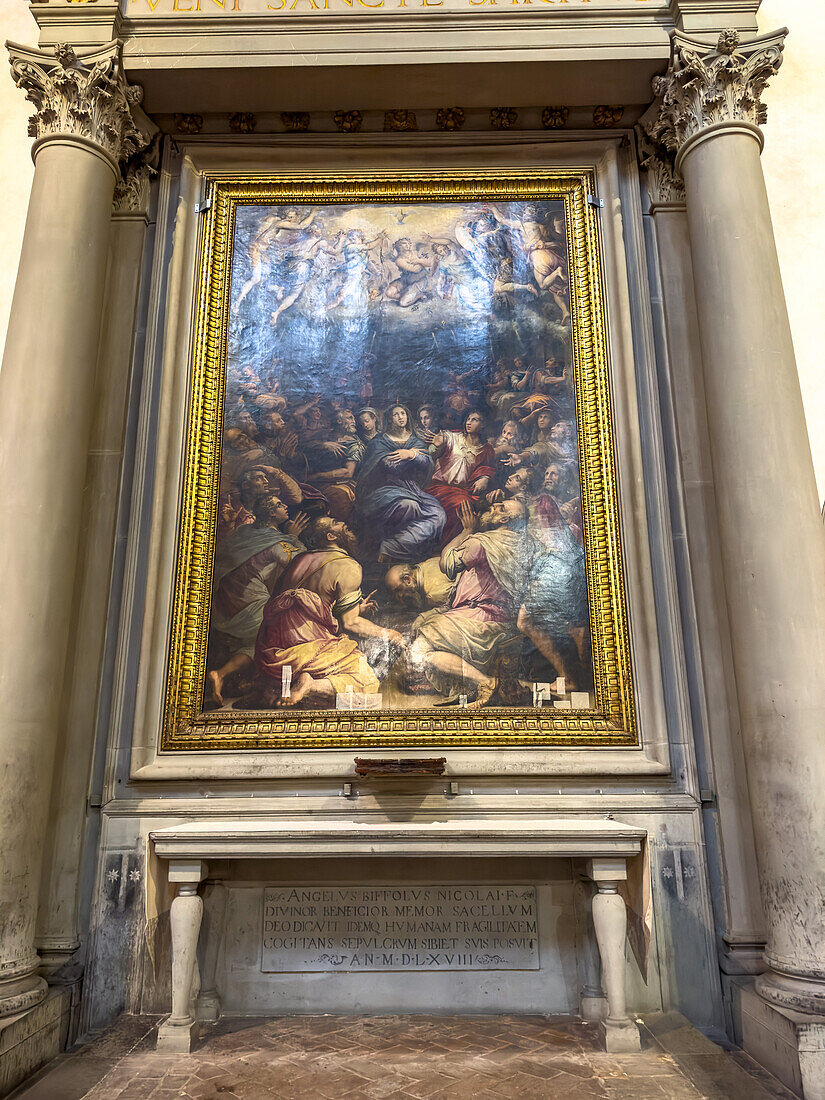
261 885 539 972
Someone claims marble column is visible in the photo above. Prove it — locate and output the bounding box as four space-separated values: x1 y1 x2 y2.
645 29 825 1015
0 41 149 1017
637 136 768 975
35 170 152 984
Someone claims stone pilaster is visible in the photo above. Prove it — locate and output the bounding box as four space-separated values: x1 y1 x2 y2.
0 40 150 1017
644 30 825 1017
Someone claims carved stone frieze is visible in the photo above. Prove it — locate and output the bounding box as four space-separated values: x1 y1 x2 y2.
7 40 149 170
645 28 787 160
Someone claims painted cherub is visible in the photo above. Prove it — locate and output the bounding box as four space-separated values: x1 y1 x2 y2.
232 207 316 314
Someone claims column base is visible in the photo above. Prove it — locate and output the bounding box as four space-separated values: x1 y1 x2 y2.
581 994 609 1021
757 969 825 1015
0 988 71 1096
725 975 825 1099
36 940 83 986
599 1018 641 1053
156 1016 199 1053
719 937 768 977
0 972 48 1019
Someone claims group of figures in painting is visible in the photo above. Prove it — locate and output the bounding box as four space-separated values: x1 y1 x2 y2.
205 199 594 712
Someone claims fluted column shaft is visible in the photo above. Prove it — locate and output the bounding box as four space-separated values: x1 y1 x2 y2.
647 29 825 1014
0 41 148 1017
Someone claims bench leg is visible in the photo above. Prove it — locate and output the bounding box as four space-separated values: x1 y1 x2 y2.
157 861 206 1053
588 861 641 1053
197 882 227 1023
575 877 608 1021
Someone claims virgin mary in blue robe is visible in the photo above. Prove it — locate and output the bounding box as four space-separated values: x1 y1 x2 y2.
355 405 446 562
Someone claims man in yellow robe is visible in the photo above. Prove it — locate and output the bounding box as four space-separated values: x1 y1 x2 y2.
255 517 403 707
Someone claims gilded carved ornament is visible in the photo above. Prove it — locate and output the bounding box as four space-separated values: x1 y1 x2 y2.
489 107 518 130
281 111 310 132
644 28 787 160
7 41 150 170
383 109 417 132
333 110 363 132
435 107 465 131
593 105 624 129
541 106 569 129
175 113 203 135
229 112 256 133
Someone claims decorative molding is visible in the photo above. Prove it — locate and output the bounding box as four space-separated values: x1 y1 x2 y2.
593 105 624 129
645 28 786 160
229 111 256 134
113 160 155 215
635 125 685 206
281 111 310 133
490 107 518 130
435 106 465 131
383 109 417 132
174 113 203 135
7 39 149 171
542 106 569 129
333 110 362 133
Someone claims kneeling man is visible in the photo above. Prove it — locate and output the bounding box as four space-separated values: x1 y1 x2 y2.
255 517 403 707
409 500 527 708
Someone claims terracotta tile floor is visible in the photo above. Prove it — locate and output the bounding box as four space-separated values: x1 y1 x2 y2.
13 1013 796 1100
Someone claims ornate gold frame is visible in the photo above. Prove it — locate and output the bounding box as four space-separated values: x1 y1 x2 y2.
161 170 637 751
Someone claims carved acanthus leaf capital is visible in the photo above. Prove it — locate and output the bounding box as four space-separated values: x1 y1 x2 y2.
7 39 151 171
113 162 156 215
645 27 787 161
635 125 685 206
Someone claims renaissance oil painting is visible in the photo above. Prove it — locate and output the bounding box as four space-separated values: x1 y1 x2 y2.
162 173 636 748
205 195 592 715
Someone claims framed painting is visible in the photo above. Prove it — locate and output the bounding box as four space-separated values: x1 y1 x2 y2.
161 170 636 750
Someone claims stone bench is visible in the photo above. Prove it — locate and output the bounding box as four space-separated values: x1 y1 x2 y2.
149 816 646 1055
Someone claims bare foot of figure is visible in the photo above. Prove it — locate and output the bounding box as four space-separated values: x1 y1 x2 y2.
465 676 496 710
276 671 314 707
207 670 224 706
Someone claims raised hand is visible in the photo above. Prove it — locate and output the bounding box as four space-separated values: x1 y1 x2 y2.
501 453 523 467
359 589 378 617
459 501 477 533
285 511 310 538
418 428 436 444
323 441 347 457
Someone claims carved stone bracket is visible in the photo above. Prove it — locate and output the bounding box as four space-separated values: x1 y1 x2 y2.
7 39 152 175
643 28 787 168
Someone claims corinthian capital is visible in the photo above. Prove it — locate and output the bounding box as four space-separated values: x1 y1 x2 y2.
7 40 151 172
645 27 787 163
